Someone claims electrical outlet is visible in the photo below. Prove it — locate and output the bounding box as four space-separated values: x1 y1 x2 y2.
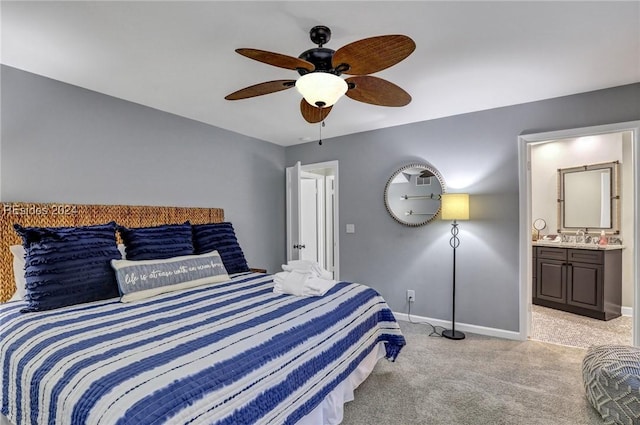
407 289 415 303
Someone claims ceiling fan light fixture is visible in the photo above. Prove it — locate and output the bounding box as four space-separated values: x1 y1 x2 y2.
295 72 348 108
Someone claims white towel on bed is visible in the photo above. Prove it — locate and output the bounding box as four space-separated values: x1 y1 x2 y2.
273 262 336 297
281 260 333 280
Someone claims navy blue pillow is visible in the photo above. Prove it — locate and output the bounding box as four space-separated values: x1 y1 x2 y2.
118 222 194 260
192 222 249 274
14 222 121 312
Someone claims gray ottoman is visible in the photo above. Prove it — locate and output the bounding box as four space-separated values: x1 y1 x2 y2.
583 345 640 425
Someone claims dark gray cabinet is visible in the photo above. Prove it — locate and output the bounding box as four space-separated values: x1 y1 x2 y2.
533 246 621 320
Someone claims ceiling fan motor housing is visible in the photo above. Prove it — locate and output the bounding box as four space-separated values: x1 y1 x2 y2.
298 48 337 75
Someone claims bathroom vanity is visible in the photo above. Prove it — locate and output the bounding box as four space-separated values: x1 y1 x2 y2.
532 242 623 320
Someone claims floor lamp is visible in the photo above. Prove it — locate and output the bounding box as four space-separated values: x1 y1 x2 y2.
440 193 470 340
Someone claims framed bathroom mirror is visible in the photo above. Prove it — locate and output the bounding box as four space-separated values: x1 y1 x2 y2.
557 160 620 234
384 163 445 226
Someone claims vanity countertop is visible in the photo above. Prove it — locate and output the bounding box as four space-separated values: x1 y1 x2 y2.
532 240 624 251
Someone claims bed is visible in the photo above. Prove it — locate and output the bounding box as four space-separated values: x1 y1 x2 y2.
0 203 405 425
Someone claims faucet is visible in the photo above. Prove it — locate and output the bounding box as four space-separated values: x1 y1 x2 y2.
576 229 585 244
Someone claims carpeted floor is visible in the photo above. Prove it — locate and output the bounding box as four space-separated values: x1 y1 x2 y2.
530 304 632 348
342 321 605 425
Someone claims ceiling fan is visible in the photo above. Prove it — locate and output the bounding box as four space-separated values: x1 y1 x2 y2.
225 26 416 123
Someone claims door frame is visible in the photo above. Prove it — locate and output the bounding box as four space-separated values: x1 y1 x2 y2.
286 160 340 279
286 161 302 263
518 121 640 344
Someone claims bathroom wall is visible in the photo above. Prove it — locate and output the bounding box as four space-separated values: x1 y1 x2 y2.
530 132 634 308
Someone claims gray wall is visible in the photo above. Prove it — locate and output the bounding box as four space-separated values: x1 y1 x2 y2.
0 65 286 273
286 83 640 332
3 64 639 333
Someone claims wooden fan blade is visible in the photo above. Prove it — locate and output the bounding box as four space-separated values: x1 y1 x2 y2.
236 48 315 72
345 76 411 107
332 35 415 75
300 99 332 123
225 80 296 100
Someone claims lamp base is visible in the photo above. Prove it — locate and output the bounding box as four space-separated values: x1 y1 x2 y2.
442 329 466 340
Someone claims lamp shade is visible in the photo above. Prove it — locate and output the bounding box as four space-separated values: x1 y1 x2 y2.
295 72 348 108
441 193 470 221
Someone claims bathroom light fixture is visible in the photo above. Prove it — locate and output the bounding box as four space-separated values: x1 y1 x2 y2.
295 72 348 108
440 193 470 340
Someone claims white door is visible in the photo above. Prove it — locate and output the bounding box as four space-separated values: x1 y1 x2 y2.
286 161 339 279
300 178 318 262
286 161 302 261
300 173 326 264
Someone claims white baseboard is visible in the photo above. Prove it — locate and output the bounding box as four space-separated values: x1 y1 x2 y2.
622 306 633 317
393 311 522 341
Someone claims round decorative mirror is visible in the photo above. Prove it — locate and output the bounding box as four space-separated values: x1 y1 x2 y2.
384 163 446 226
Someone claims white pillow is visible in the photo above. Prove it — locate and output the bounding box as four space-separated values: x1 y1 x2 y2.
9 245 26 301
8 243 127 301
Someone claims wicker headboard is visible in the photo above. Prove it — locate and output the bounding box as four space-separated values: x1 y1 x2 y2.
0 203 225 302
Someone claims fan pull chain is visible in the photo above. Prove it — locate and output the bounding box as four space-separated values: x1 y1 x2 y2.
318 120 325 146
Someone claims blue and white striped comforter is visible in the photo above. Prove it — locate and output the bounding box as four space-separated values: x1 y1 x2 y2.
1 272 405 425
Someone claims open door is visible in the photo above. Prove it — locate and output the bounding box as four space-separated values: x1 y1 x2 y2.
286 161 339 279
300 174 323 263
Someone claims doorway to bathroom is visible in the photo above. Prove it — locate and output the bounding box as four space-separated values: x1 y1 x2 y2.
518 122 640 348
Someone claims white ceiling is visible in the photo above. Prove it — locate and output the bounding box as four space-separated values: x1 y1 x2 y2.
2 1 639 146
